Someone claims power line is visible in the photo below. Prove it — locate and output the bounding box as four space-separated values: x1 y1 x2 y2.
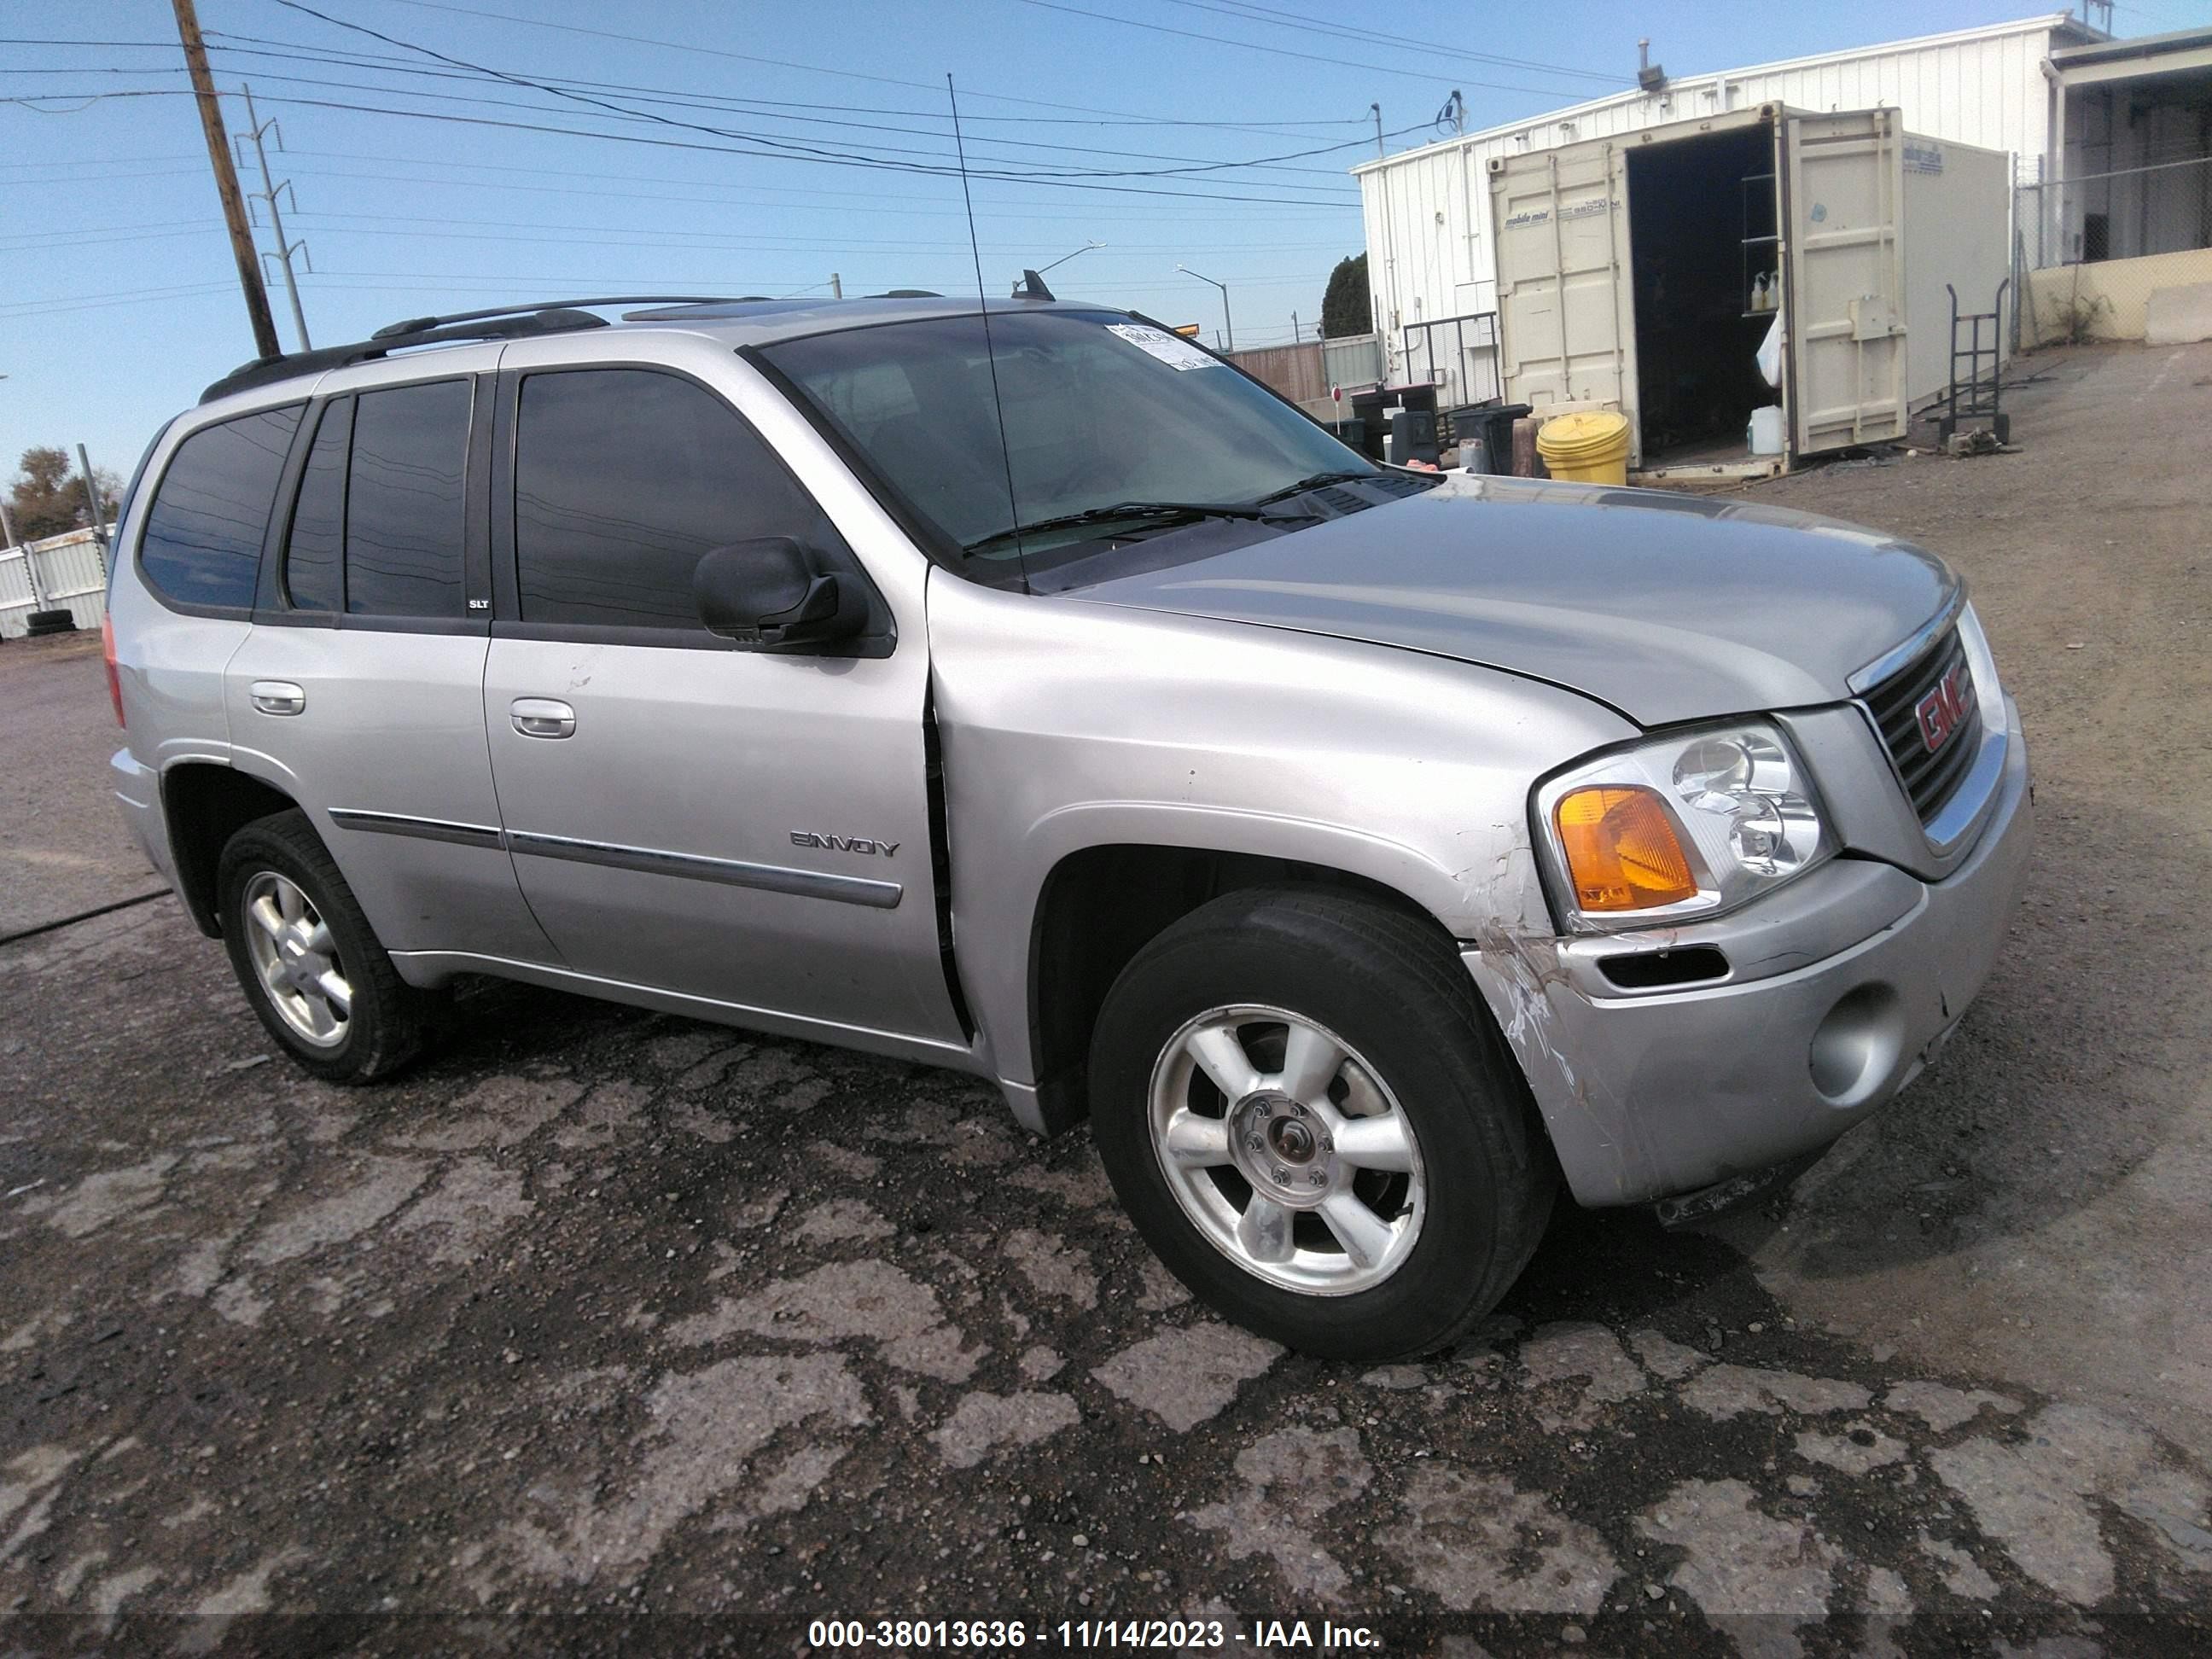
268 0 1405 186
360 0 1386 138
0 215 215 242
191 89 1372 207
1159 0 1629 84
172 53 1365 188
1 76 1362 205
0 282 239 320
276 212 1355 256
1017 0 1619 97
198 32 1369 134
274 154 1353 219
0 31 1334 127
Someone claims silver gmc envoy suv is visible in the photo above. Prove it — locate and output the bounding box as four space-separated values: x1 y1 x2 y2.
105 294 2030 1359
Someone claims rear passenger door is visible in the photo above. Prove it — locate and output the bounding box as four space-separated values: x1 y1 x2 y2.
480 341 963 1050
225 358 556 963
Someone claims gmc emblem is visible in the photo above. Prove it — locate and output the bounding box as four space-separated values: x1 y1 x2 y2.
1915 662 1973 754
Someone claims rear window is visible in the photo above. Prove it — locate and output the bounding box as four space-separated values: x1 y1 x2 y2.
137 405 303 611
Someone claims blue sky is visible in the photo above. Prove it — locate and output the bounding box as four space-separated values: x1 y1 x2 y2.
6 0 2209 481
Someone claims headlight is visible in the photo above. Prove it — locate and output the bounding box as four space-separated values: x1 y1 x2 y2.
1534 721 1834 932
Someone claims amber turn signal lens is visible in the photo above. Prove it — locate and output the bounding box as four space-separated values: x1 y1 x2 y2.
1554 785 1698 911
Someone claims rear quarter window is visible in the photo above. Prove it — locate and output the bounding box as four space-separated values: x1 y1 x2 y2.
137 405 303 612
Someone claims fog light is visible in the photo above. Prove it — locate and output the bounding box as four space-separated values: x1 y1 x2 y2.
1808 983 1906 1106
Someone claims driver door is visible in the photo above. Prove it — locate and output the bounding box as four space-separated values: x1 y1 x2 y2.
480 340 964 1051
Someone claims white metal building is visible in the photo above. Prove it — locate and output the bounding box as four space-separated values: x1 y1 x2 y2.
1353 13 2100 399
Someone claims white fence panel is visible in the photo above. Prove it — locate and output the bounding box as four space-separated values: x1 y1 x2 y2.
0 528 109 638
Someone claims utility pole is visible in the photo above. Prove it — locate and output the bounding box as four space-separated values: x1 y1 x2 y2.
1371 102 1385 160
172 0 280 361
237 85 311 352
830 272 842 298
1291 311 1301 342
77 444 110 574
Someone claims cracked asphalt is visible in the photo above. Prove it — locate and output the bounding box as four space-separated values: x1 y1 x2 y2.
3 341 2209 1656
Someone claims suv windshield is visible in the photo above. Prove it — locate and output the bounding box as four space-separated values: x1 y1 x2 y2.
758 309 1381 579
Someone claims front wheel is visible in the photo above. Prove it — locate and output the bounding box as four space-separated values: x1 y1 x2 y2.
217 809 434 1082
1089 888 1556 1359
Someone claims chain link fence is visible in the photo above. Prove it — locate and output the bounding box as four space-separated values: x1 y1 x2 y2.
2015 155 2212 347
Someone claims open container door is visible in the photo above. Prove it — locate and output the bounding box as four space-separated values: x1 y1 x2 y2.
1487 142 1639 461
1782 108 1908 457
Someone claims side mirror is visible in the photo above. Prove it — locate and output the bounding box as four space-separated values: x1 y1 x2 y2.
694 538 868 649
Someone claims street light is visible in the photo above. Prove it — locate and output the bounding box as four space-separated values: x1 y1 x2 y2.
1016 240 1104 295
1174 265 1233 352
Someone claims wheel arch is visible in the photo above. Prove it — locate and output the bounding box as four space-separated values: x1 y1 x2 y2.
161 761 302 937
1022 841 1452 1136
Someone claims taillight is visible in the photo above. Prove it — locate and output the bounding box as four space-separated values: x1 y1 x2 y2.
102 615 125 728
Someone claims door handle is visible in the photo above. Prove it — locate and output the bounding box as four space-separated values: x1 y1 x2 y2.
509 697 576 739
248 680 305 716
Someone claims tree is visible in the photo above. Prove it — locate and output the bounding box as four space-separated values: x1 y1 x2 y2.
7 447 122 543
1319 253 1371 341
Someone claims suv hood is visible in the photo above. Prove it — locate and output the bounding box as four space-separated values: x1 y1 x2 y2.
1069 474 1956 727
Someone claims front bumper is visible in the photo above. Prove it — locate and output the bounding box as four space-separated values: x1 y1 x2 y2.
1465 703 2032 1208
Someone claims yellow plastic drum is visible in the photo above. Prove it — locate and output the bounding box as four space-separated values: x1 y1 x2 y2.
1535 410 1632 486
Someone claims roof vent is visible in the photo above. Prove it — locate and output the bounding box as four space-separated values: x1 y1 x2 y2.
1638 38 1667 92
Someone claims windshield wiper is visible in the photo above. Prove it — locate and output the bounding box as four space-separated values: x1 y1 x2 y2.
962 499 1275 556
1251 468 1382 506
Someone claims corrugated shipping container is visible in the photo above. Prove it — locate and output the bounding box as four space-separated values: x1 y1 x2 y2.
1484 105 2012 469
1354 14 2092 383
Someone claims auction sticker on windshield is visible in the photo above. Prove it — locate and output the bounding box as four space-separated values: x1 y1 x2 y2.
1103 323 1221 370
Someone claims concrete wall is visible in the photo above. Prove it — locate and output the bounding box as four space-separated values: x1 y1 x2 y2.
2025 245 2212 341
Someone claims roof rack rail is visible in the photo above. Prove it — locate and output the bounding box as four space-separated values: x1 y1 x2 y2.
198 294 742 405
369 294 734 339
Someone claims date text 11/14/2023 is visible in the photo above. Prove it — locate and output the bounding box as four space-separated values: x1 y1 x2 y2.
805 1617 1383 1649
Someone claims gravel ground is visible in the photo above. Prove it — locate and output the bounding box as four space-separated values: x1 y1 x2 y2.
2 342 2207 1656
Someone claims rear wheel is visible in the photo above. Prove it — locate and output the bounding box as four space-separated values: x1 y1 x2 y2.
217 810 433 1082
1088 887 1556 1359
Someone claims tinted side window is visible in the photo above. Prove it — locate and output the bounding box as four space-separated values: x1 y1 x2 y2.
138 405 302 611
515 369 830 628
282 399 347 614
345 380 469 619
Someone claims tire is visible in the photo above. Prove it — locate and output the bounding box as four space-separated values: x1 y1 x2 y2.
1088 886 1557 1360
216 809 434 1082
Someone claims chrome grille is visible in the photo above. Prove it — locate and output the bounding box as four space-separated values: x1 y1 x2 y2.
1864 626 1982 824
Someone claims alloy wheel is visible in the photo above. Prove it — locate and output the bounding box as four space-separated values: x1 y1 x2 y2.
241 870 353 1049
1147 1004 1426 1295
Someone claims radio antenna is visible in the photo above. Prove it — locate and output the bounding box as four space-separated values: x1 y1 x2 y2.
947 73 1028 591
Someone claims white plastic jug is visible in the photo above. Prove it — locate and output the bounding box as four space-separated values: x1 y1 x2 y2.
1748 405 1785 455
